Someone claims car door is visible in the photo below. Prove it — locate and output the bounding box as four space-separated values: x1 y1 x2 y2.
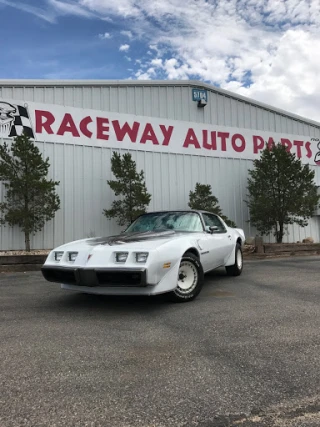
200 213 234 271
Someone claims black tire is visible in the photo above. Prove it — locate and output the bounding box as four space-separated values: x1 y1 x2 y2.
168 252 204 303
225 243 243 276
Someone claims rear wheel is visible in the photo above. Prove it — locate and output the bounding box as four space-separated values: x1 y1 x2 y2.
168 252 204 303
226 243 243 276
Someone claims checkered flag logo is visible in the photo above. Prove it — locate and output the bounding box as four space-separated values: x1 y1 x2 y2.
0 102 34 139
9 104 34 138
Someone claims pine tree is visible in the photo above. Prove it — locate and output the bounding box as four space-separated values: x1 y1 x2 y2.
103 152 151 226
247 143 320 243
0 134 60 251
188 183 236 227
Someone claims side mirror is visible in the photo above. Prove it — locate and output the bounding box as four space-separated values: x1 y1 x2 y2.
209 226 219 233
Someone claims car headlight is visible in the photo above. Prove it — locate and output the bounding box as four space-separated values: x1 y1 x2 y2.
68 252 78 262
115 252 129 263
135 252 149 263
54 251 64 262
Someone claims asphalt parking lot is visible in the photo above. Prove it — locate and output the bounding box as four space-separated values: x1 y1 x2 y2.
1 256 320 427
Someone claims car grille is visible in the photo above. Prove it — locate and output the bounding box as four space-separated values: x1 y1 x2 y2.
96 270 143 286
41 267 146 287
42 268 78 285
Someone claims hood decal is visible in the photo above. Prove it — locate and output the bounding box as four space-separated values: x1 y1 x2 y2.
86 230 176 246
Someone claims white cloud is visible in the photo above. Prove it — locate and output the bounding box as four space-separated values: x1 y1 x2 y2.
99 32 112 39
119 44 130 52
0 0 97 22
0 0 56 23
121 30 133 39
150 58 163 67
230 29 320 120
79 0 141 17
5 0 320 121
48 0 96 18
135 70 152 80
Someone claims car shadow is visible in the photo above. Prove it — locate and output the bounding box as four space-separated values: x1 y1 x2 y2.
49 290 174 315
204 267 231 280
44 268 231 315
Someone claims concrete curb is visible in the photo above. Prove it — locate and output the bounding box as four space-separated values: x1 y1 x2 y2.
0 264 43 273
244 252 320 260
0 255 47 265
0 255 46 273
1 249 320 273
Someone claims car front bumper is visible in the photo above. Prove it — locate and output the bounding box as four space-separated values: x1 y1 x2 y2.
41 265 147 287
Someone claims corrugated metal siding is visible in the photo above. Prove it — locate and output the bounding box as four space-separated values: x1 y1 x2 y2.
1 140 319 250
1 83 320 136
1 81 320 249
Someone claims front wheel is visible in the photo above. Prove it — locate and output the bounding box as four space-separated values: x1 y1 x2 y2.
168 252 204 303
225 243 243 276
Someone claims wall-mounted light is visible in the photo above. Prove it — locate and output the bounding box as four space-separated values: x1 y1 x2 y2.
198 99 207 108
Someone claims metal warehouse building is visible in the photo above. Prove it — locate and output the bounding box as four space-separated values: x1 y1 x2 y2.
1 79 320 250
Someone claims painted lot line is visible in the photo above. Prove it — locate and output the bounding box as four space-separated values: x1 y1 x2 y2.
0 256 319 427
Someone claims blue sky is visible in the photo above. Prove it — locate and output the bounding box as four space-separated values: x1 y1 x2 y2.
1 0 320 121
0 0 145 79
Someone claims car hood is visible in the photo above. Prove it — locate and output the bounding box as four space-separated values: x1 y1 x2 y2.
58 230 194 252
87 230 185 250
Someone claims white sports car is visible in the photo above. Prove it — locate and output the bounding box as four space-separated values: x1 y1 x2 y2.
41 210 245 302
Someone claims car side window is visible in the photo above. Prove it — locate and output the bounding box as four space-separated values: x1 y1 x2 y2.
202 213 226 233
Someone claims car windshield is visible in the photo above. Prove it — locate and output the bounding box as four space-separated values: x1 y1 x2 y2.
125 212 204 233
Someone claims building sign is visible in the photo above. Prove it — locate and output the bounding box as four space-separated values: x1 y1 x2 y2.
192 88 207 102
0 98 320 166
